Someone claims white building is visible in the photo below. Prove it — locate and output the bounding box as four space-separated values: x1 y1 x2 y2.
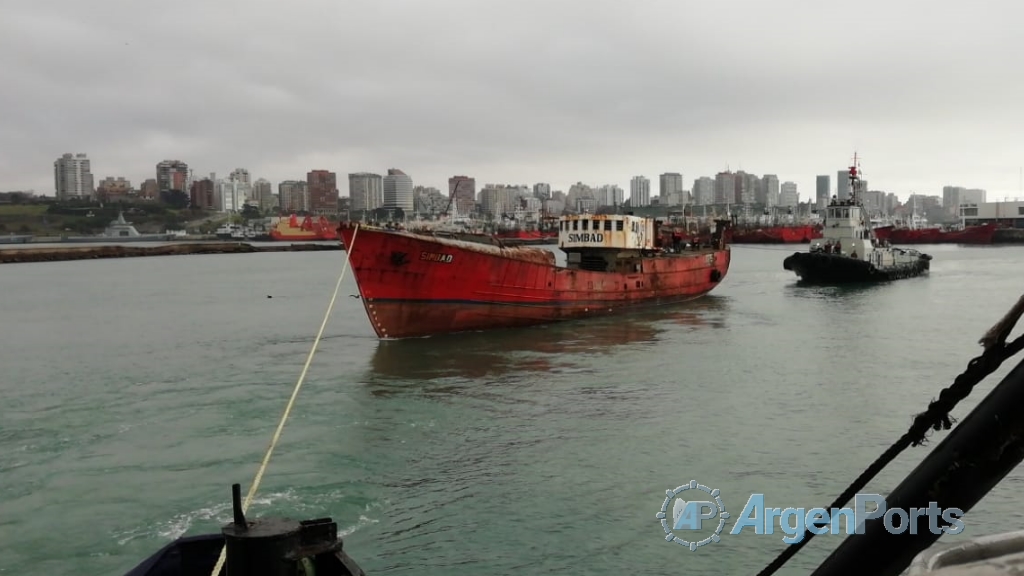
278 180 308 213
479 184 529 217
383 168 414 212
54 153 95 200
659 172 684 205
229 168 251 185
779 181 799 208
960 200 1024 227
837 170 851 201
533 182 551 200
763 174 780 207
253 178 274 212
692 177 714 205
630 175 651 206
215 178 250 212
593 184 624 207
349 172 384 212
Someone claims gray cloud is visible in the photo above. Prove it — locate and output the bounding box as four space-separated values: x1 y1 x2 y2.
2 0 1023 199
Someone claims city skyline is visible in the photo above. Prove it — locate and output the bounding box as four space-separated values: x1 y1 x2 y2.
2 1 1022 200
31 153 1010 207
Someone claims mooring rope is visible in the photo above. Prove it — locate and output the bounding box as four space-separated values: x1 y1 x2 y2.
209 226 359 576
755 293 1024 576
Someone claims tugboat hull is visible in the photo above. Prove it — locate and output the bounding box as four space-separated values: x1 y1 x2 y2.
783 252 930 284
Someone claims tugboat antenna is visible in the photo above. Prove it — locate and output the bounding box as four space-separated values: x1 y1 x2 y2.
849 152 861 205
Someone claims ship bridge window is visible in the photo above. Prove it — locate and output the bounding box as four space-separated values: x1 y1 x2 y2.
582 219 589 230
572 220 579 231
961 207 978 216
616 221 624 231
842 209 849 218
604 220 612 231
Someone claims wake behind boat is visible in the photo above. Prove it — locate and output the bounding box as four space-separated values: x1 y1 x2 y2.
783 154 932 284
338 213 733 339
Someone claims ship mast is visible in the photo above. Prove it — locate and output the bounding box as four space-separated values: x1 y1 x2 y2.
848 152 861 206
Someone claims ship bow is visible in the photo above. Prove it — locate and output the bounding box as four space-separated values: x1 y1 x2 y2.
784 252 875 284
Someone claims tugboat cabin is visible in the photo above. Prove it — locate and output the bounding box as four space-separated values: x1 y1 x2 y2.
812 199 872 258
810 198 902 268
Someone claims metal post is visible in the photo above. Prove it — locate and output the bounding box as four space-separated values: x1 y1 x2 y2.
810 354 1024 576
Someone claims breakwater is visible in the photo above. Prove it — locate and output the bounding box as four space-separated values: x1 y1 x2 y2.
0 242 342 265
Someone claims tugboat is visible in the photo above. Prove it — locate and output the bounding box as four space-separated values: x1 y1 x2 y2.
783 154 932 284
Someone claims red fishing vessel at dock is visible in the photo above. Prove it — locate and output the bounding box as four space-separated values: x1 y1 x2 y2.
870 222 999 244
730 224 823 244
338 214 732 339
491 229 558 240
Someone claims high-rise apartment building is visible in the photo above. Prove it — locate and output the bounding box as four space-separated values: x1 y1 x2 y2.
253 179 274 212
533 182 551 200
54 153 95 200
659 172 684 205
816 175 830 210
449 175 476 215
156 160 189 197
278 180 308 213
837 170 851 201
762 174 780 207
348 172 384 213
190 178 216 209
714 172 735 204
383 169 414 213
229 168 251 185
306 170 339 215
779 182 799 207
629 176 651 206
692 177 714 205
95 176 131 201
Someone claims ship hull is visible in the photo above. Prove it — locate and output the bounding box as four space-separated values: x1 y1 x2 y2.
731 225 823 244
783 252 930 284
872 223 999 244
339 225 731 339
268 231 339 241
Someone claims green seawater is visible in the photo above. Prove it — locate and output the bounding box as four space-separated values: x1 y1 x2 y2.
2 244 1023 575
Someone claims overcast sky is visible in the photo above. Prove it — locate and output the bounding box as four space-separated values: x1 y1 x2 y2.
3 0 1022 201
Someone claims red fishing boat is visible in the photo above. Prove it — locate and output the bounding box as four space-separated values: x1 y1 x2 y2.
730 224 823 244
871 222 999 244
269 214 339 241
337 214 732 339
491 229 558 240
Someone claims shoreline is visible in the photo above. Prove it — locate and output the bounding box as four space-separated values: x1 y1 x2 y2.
0 242 342 264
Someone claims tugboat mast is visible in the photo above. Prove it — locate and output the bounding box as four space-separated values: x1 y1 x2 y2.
848 152 861 206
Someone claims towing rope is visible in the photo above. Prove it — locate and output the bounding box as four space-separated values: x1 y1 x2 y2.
208 226 359 576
